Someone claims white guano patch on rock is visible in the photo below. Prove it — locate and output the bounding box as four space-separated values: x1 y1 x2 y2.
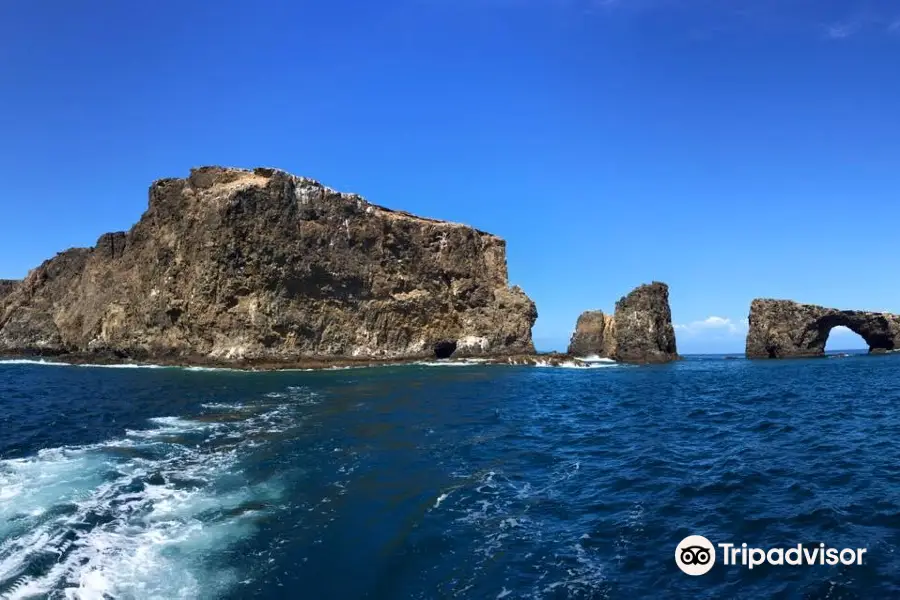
457 335 489 352
391 289 429 302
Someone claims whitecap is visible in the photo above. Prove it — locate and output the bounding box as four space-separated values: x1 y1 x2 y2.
413 358 488 367
0 404 300 599
531 359 617 369
579 355 616 364
76 363 167 369
0 358 71 367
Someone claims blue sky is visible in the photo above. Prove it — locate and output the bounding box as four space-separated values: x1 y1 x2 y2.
2 0 898 353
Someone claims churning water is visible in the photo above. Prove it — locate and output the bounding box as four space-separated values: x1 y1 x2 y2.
1 352 899 598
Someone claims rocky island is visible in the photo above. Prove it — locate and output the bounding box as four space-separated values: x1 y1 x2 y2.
0 167 538 367
746 298 900 358
567 282 679 364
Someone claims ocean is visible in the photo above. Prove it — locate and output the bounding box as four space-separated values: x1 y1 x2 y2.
0 352 898 599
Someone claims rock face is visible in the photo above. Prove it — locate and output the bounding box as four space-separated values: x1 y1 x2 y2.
0 167 537 363
0 280 18 304
746 299 900 358
567 282 678 364
612 282 678 363
567 310 616 357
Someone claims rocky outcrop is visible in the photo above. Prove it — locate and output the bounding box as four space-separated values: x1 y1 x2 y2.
612 282 678 363
746 299 900 358
567 310 616 357
567 282 678 364
0 280 19 304
0 167 537 364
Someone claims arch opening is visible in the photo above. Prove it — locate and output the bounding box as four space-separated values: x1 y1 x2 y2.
823 325 867 354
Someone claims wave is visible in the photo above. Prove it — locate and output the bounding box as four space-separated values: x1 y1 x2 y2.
515 358 618 369
1 355 620 373
429 464 607 598
578 355 616 364
412 358 491 367
78 363 166 369
0 358 72 367
0 390 315 599
539 360 617 369
0 360 240 373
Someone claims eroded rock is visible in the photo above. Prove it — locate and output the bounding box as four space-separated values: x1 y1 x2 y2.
0 167 537 363
567 282 678 364
612 282 678 364
433 340 457 359
746 299 900 358
0 280 19 304
567 310 616 357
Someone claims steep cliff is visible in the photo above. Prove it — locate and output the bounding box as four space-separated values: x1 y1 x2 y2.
0 280 18 304
567 282 678 364
746 299 900 358
611 282 678 363
0 167 537 363
567 310 616 357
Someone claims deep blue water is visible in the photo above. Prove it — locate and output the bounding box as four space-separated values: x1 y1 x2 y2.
1 352 899 599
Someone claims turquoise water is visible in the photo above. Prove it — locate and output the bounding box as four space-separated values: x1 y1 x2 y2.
1 352 898 598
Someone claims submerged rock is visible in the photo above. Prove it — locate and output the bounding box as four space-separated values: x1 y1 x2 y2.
746 299 900 358
567 282 678 364
0 167 537 364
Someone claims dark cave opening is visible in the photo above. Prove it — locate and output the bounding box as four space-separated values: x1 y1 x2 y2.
433 340 457 359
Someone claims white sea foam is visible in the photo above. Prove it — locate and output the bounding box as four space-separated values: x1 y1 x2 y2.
201 402 249 410
432 460 606 598
76 363 166 369
0 395 306 599
0 359 71 367
0 359 246 373
579 355 616 364
530 359 617 369
413 358 491 367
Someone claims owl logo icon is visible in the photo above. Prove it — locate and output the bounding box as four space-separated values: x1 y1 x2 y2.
675 535 716 575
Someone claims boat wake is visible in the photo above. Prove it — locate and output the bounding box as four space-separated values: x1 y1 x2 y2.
0 391 315 599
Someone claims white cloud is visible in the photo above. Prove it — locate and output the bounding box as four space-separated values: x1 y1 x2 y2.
675 316 748 336
824 22 861 39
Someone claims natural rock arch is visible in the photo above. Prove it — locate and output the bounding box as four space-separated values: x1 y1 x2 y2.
746 299 900 358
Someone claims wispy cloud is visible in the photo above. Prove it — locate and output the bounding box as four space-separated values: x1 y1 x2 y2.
675 316 748 337
473 0 900 41
824 21 862 40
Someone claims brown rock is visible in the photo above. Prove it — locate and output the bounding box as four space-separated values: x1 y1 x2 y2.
0 167 537 363
0 280 19 304
566 282 678 364
611 282 678 364
567 310 616 357
746 299 900 358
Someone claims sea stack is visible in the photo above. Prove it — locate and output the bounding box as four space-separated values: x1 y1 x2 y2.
746 298 900 358
0 167 537 364
568 282 678 364
567 311 616 357
612 282 678 363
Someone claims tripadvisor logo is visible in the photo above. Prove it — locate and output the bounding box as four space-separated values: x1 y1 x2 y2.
675 535 868 575
676 535 716 576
